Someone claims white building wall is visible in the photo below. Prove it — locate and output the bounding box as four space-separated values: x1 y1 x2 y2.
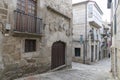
73 4 86 40
72 1 103 63
110 0 120 79
72 4 86 62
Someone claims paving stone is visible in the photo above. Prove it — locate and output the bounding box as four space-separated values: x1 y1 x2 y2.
15 58 115 80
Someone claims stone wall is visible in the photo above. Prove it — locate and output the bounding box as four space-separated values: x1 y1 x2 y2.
0 0 72 80
0 0 8 22
0 0 9 71
72 3 89 63
110 1 120 79
116 2 120 79
43 0 72 67
72 41 84 63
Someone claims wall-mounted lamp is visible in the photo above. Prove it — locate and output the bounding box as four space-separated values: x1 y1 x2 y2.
80 35 83 44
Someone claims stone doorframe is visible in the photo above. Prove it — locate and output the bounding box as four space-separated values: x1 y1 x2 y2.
46 32 71 69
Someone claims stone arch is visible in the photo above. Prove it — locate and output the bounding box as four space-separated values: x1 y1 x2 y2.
45 32 69 69
47 32 68 48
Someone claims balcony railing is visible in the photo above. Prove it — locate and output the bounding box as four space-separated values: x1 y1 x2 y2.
14 10 42 35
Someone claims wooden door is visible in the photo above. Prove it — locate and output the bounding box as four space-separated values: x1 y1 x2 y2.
51 41 65 69
95 45 97 60
91 45 94 62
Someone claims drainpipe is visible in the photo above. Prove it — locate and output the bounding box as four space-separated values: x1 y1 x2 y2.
83 1 88 64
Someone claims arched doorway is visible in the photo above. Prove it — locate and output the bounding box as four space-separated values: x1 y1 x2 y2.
51 41 65 69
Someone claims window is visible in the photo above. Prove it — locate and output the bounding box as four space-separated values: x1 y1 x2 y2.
25 39 36 52
17 0 37 15
88 4 93 18
75 48 81 57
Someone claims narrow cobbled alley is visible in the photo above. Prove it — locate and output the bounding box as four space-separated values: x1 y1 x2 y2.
16 58 114 80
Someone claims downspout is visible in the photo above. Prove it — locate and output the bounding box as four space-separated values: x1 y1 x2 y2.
83 1 88 64
114 0 117 78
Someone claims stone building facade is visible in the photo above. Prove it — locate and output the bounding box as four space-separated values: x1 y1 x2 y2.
0 0 72 79
101 22 111 59
108 0 120 79
72 1 103 64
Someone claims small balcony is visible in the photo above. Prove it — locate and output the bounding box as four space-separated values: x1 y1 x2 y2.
101 32 106 37
88 10 102 28
13 10 43 37
88 15 102 28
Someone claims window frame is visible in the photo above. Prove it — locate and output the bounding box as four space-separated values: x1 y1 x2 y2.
75 48 81 57
17 0 37 16
25 39 36 52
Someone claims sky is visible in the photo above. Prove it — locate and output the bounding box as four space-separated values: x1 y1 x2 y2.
72 0 111 23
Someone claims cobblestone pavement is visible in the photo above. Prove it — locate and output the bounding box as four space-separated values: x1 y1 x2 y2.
15 58 114 80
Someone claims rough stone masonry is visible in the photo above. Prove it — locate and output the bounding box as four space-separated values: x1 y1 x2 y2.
0 0 73 80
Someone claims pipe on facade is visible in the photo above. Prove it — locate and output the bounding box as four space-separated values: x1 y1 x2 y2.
83 1 89 64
